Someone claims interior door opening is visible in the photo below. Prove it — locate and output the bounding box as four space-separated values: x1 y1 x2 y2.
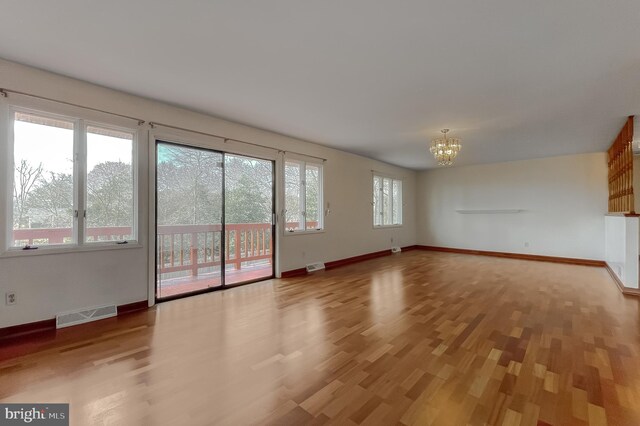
155 141 275 300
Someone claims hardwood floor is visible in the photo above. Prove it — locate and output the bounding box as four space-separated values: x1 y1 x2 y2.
1 251 639 425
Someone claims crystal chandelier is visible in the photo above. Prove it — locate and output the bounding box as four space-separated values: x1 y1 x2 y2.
430 129 461 166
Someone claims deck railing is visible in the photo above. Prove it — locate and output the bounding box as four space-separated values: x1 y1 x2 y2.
13 226 133 245
13 223 274 278
13 221 317 279
157 223 272 277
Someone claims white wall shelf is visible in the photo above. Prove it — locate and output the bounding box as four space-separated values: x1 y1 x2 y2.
455 209 523 214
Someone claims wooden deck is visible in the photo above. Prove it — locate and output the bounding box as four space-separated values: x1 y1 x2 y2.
157 263 273 297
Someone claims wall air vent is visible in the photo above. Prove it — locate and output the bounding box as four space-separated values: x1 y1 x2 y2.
306 262 325 273
56 304 117 329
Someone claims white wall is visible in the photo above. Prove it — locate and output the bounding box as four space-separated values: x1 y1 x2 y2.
634 155 640 209
416 153 608 260
605 215 639 288
0 57 615 330
0 59 417 328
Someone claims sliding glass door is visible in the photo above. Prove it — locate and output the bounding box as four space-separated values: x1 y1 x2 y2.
155 141 274 300
224 154 274 286
156 142 224 299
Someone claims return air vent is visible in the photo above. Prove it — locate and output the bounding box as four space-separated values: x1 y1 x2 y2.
306 262 325 273
56 304 117 329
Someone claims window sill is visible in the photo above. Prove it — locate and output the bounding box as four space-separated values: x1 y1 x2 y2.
373 225 403 229
0 241 143 259
283 229 325 236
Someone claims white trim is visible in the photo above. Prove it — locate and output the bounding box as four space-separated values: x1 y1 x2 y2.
83 120 140 243
283 158 324 234
274 152 283 277
149 127 278 161
282 151 325 165
0 102 10 253
75 117 84 245
7 105 79 249
0 92 140 128
372 174 403 227
2 102 141 253
147 129 156 306
283 229 325 236
0 242 143 259
370 169 407 180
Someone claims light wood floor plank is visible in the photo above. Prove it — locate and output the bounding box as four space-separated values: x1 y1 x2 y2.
1 251 639 425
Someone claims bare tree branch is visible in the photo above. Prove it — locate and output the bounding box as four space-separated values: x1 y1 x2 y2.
13 160 43 228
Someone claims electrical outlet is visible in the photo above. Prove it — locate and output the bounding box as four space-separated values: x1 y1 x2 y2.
6 292 16 305
524 242 530 248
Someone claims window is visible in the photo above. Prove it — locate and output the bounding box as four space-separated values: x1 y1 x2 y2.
8 108 137 249
284 160 323 232
373 175 402 226
12 113 75 246
85 126 135 242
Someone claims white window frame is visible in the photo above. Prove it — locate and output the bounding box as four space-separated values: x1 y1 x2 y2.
2 103 140 254
373 174 403 228
284 159 324 234
83 120 139 245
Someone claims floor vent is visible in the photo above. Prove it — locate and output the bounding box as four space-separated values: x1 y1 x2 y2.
306 262 325 273
391 246 402 253
56 304 117 329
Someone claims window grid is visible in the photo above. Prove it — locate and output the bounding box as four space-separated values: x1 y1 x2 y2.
285 160 323 232
7 106 138 250
373 175 402 227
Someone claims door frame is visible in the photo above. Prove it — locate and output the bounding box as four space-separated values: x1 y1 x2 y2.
221 152 276 289
153 138 276 303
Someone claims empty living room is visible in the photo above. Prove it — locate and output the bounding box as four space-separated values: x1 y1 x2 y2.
1 1 640 425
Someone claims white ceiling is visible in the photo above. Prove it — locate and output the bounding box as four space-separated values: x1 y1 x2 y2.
1 1 639 169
